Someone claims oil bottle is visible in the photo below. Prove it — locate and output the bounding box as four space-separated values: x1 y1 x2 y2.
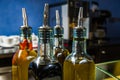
12 8 37 80
53 10 69 66
31 3 62 80
63 7 95 80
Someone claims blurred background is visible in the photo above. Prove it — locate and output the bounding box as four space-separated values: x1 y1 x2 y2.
0 0 65 35
0 0 120 80
0 0 120 65
0 0 120 44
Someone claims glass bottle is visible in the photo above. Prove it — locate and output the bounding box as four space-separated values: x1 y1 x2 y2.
31 3 62 80
63 7 95 80
53 10 69 66
12 8 37 80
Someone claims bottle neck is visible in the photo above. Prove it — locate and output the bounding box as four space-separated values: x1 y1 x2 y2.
38 27 53 62
20 27 32 50
54 25 64 49
20 35 32 42
38 39 53 55
72 38 87 55
54 37 64 48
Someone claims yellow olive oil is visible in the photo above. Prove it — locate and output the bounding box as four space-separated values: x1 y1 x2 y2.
63 60 95 80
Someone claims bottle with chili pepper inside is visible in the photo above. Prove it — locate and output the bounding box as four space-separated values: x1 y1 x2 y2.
12 8 37 80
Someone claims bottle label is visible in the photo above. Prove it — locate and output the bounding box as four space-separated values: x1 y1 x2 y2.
42 76 61 80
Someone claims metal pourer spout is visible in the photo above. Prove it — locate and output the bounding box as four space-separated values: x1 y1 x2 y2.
43 3 49 27
56 10 60 26
22 8 28 27
54 10 63 36
74 7 85 38
39 3 52 43
21 8 32 38
78 7 83 27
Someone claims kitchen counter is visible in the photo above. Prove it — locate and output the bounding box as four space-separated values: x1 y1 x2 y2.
104 76 120 80
96 60 120 80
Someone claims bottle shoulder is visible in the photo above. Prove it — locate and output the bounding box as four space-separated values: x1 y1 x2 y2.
54 48 69 57
65 52 94 64
12 49 37 67
33 56 60 65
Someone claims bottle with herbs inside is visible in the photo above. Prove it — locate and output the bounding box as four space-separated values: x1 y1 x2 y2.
63 7 95 80
12 8 37 80
53 10 69 66
31 3 62 80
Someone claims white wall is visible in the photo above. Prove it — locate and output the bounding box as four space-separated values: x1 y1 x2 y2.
62 4 69 40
